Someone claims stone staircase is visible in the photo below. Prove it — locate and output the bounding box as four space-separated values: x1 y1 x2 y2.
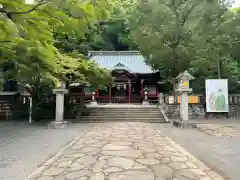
80 106 166 123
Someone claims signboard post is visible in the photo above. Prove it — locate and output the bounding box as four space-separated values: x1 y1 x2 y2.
205 79 228 113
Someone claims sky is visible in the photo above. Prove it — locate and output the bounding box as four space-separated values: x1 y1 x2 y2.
233 0 240 8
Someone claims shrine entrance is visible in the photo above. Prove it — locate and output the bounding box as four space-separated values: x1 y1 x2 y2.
111 82 130 103
90 58 160 104
112 83 128 97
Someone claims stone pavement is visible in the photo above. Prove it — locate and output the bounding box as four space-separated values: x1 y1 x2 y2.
151 122 240 180
27 123 224 180
0 121 94 180
195 123 240 137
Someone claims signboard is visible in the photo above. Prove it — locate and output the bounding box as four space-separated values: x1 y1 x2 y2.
205 79 228 112
168 96 175 104
177 96 199 104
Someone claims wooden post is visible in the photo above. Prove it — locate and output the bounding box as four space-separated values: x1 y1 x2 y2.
96 89 99 97
109 86 112 103
29 96 32 124
141 79 144 97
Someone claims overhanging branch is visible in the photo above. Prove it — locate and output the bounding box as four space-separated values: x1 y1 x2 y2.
0 0 50 19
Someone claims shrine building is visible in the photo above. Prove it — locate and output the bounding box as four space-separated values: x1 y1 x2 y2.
86 51 165 103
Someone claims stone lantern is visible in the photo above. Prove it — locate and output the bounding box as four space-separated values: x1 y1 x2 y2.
48 80 68 129
142 87 149 105
91 91 98 105
175 70 194 126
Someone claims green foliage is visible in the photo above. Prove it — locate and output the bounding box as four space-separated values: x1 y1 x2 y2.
0 0 112 90
127 0 240 92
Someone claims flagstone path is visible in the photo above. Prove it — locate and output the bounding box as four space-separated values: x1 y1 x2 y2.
195 123 240 137
27 123 224 180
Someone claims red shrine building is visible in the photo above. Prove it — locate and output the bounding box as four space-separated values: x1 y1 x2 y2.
87 51 162 103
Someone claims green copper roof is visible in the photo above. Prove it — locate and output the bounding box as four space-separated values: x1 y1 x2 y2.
88 51 153 74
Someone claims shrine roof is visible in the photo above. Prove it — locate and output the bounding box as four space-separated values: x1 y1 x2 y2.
88 51 153 74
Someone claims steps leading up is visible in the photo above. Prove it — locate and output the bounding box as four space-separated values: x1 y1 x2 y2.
79 106 166 123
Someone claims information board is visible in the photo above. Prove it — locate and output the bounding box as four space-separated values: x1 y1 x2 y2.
205 79 228 112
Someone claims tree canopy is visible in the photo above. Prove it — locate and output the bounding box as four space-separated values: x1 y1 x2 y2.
1 0 240 94
127 0 240 92
0 0 112 90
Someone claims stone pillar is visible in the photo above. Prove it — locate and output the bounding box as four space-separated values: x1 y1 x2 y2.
158 93 164 105
175 70 194 126
180 92 188 121
48 88 68 129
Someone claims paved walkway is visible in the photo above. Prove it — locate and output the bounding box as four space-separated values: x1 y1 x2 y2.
28 123 224 180
0 121 94 180
152 122 240 180
195 123 240 137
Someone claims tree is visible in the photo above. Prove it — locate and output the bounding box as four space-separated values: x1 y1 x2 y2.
127 0 240 92
0 0 112 90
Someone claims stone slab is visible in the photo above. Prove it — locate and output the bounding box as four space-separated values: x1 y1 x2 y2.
47 121 68 129
27 122 225 180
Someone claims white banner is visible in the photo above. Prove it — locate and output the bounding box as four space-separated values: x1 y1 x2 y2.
205 79 228 112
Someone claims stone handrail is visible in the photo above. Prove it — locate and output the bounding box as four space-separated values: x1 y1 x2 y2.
157 93 170 123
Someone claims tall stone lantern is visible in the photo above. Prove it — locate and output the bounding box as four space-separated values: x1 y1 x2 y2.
48 80 68 129
175 71 195 125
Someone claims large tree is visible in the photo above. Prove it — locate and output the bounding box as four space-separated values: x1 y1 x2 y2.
127 0 240 92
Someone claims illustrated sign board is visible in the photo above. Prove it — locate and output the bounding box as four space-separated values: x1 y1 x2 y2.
205 79 228 112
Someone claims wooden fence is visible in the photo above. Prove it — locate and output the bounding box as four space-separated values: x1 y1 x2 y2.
0 92 86 121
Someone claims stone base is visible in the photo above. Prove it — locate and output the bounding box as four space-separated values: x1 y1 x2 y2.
90 101 98 105
142 100 149 105
173 120 193 128
47 121 68 129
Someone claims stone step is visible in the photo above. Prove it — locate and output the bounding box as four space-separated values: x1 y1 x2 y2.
88 107 158 111
80 117 165 122
80 106 166 123
89 110 160 113
84 116 164 119
89 112 161 115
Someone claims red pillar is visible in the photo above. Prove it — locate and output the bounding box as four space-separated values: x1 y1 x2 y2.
128 80 131 103
96 89 99 97
109 86 112 103
156 84 159 96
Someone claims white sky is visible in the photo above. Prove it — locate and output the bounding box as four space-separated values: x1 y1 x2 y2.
25 0 34 4
233 0 240 7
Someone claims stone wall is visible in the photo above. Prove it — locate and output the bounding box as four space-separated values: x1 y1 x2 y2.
164 94 240 119
166 104 205 119
166 104 240 119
